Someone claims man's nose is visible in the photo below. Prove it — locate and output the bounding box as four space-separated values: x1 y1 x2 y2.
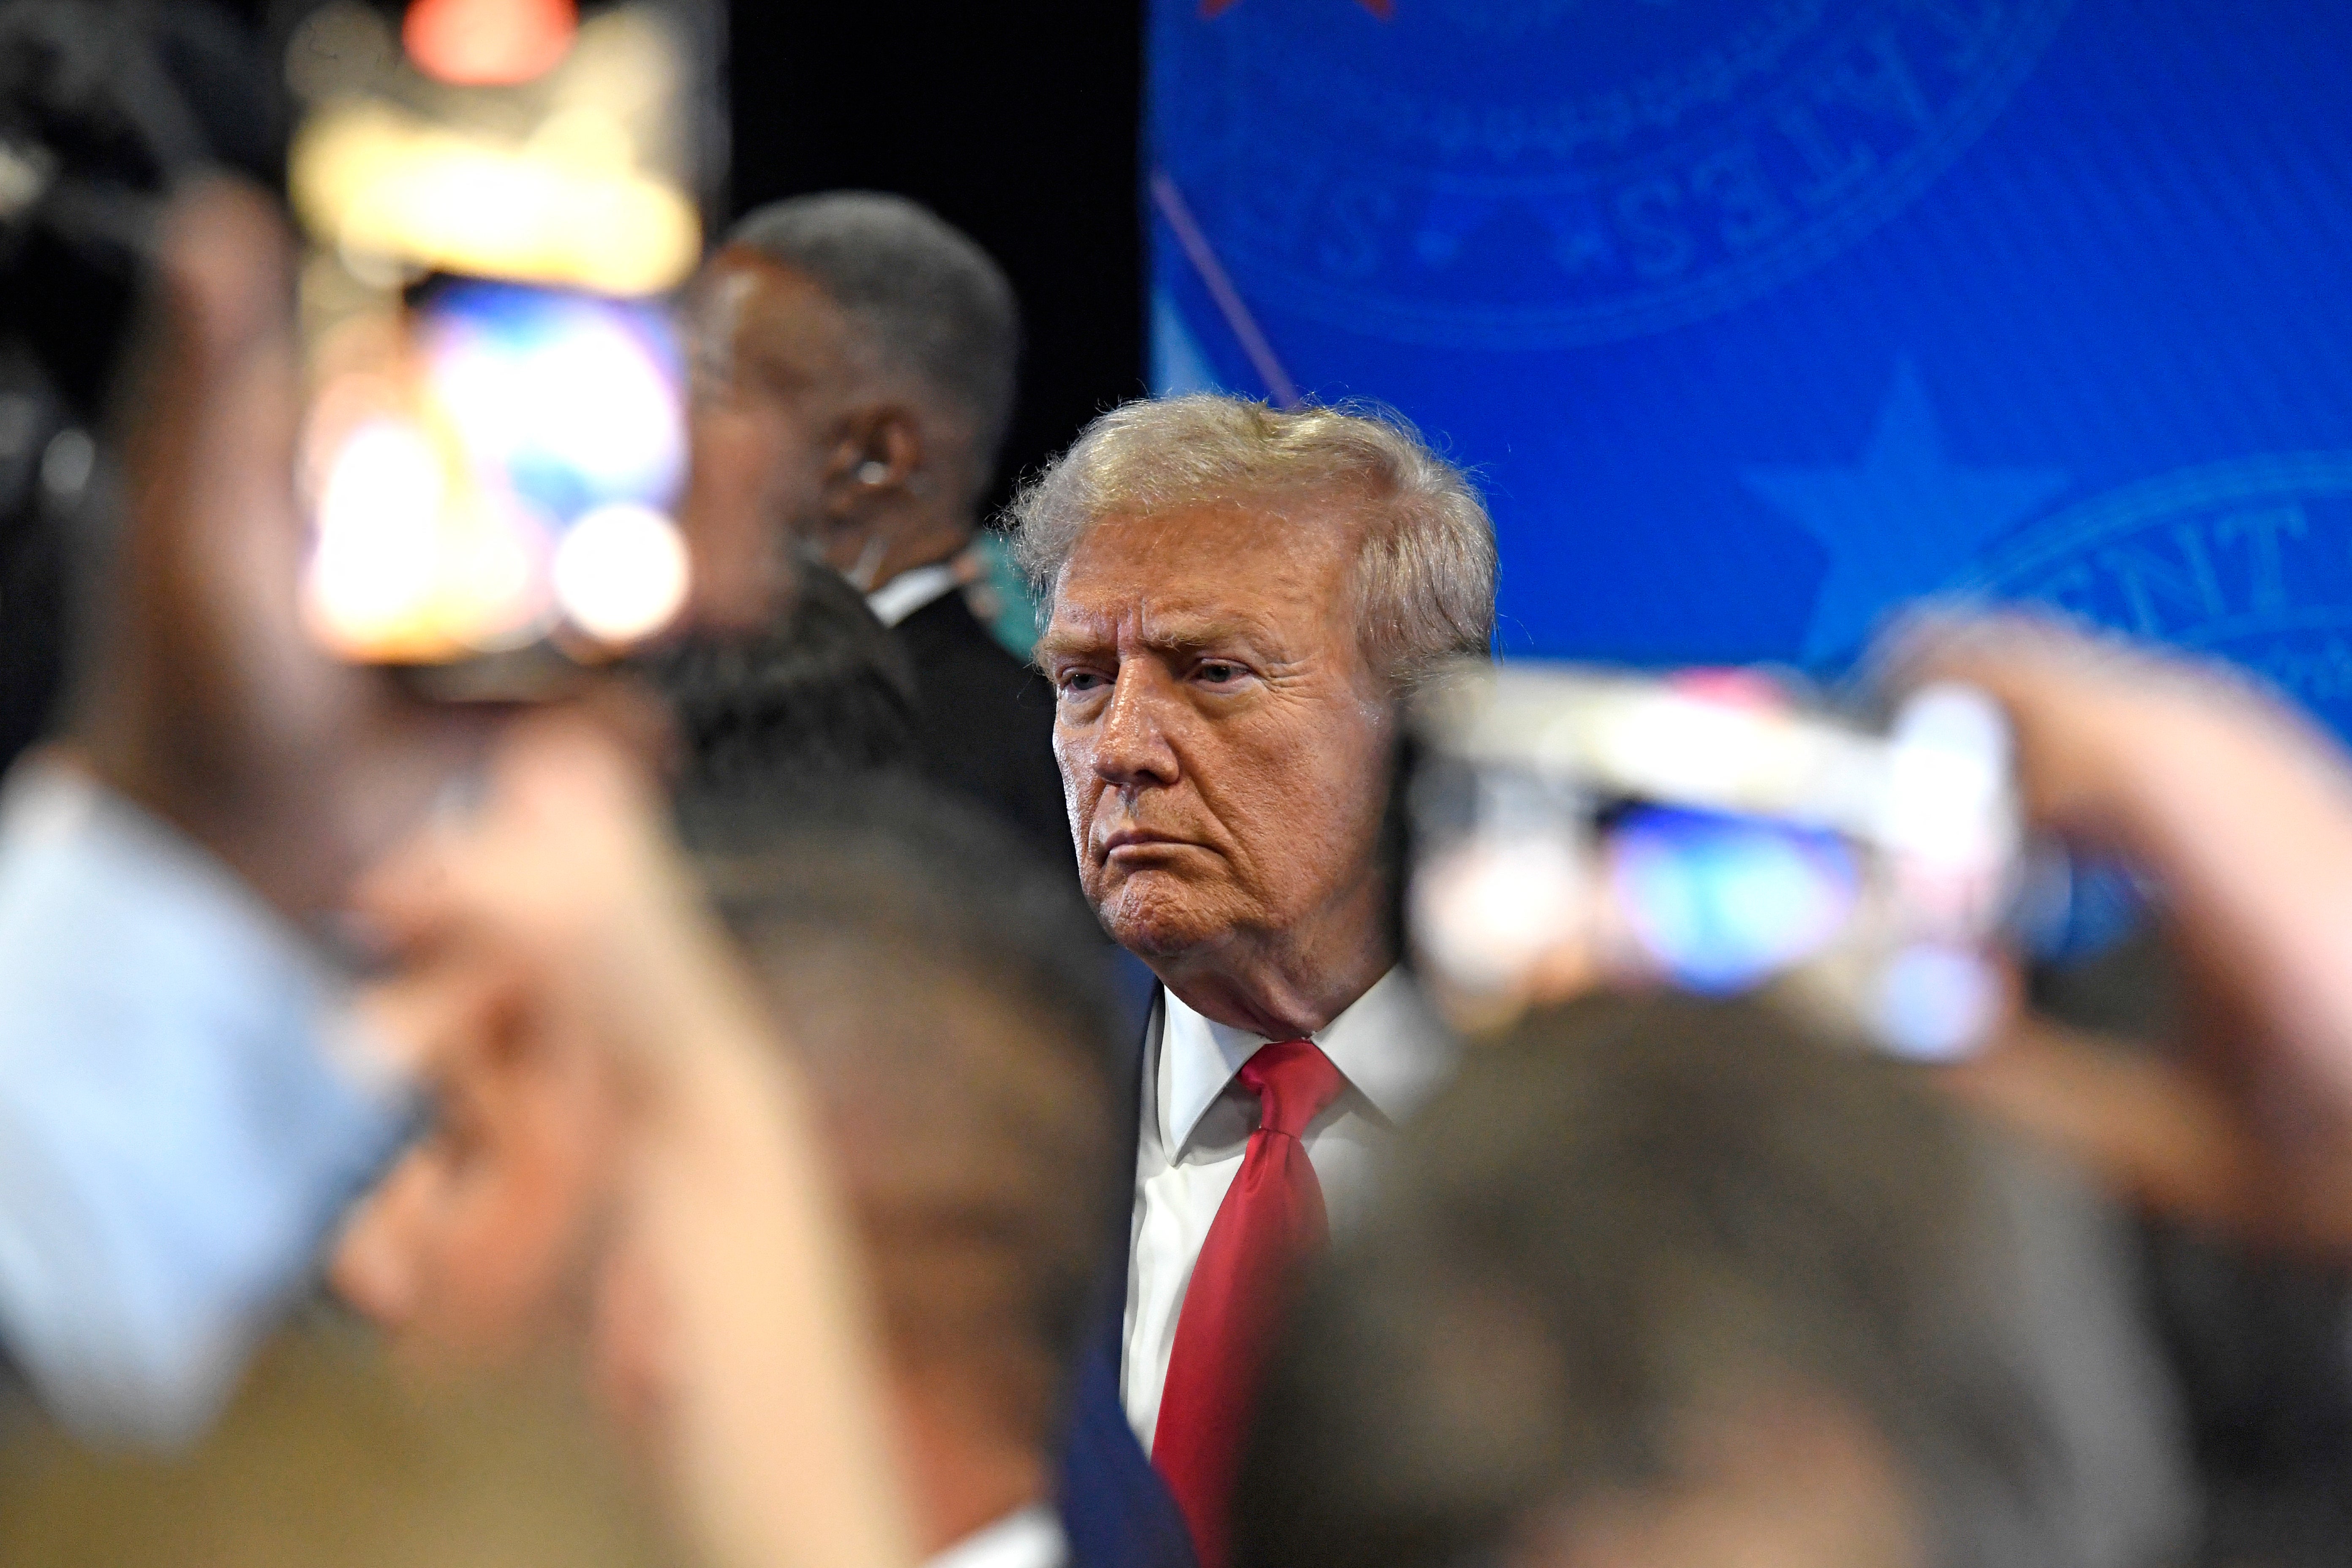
1092 661 1182 787
326 1177 421 1331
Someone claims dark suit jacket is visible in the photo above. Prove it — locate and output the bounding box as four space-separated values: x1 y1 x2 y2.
890 589 1070 865
1057 998 1199 1568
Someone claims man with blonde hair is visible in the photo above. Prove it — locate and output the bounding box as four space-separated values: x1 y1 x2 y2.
1011 395 1497 1568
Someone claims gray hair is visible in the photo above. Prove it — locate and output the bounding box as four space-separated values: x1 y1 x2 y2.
1007 395 1497 688
724 193 1022 477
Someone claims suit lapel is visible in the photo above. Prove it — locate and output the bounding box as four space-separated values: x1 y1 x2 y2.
1105 988 1157 1337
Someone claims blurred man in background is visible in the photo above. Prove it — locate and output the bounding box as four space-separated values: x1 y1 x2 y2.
1010 395 1496 1568
684 193 1066 861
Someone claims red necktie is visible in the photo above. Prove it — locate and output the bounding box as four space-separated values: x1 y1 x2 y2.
1153 1038 1347 1568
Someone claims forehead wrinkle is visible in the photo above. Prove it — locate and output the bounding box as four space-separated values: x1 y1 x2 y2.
1041 588 1290 660
1131 610 1285 657
1043 500 1363 666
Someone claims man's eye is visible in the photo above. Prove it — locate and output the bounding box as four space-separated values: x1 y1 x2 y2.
1060 670 1108 694
1196 661 1244 685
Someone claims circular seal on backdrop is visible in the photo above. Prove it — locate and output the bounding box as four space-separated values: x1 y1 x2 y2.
1954 453 2352 735
1157 0 2073 350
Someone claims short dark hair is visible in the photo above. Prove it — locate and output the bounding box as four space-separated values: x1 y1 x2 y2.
725 193 1021 482
679 779 1120 1451
1233 994 2189 1568
642 554 920 803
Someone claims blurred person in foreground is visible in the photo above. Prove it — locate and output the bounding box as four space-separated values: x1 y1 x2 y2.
324 547 921 1378
691 791 1123 1568
1230 993 2190 1568
0 185 490 1446
334 780 1130 1568
0 178 918 1568
684 193 1065 860
348 708 922 1568
1007 395 1495 1567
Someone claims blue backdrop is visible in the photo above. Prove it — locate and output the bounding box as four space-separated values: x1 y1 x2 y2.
1148 0 2352 730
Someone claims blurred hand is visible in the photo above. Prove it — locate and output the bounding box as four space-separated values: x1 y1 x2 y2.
67 180 496 921
1886 612 2352 1248
353 699 752 1092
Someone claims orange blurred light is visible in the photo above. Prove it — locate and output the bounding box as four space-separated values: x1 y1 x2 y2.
403 0 577 87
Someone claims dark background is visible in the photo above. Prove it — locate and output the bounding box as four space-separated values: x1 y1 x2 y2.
0 0 1146 772
727 3 1147 513
225 0 1150 506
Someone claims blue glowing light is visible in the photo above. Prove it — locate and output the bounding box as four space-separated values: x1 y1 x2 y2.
1609 806 1861 994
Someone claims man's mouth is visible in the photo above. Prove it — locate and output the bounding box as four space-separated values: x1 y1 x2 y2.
1099 827 1195 859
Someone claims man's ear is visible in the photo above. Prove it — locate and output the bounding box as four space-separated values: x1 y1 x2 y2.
817 404 925 522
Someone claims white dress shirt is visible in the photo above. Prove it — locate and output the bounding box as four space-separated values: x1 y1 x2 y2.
866 561 962 628
925 1502 1066 1568
1119 966 1456 1448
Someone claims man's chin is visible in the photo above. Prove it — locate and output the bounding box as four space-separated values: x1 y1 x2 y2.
1092 871 1228 960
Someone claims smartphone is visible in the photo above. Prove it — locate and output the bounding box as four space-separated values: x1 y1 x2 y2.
299 275 688 667
1407 663 2023 1060
283 0 713 687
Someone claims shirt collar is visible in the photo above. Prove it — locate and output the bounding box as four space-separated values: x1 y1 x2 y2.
923 1503 1066 1568
865 561 961 628
1158 966 1457 1157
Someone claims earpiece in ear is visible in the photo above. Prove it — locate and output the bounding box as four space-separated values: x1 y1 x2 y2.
856 460 890 485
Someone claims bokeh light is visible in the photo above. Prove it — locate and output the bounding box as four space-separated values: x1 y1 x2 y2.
302 284 687 661
1411 832 1586 997
424 287 685 518
294 102 701 296
403 0 577 87
1609 806 1860 994
1872 944 2001 1063
306 416 447 655
552 502 690 646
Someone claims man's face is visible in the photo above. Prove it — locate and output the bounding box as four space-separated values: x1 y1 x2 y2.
1040 499 1396 970
678 251 856 628
329 1027 622 1371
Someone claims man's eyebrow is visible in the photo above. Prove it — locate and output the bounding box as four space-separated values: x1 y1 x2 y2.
1034 628 1099 664
1142 618 1273 654
1036 615 1279 664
